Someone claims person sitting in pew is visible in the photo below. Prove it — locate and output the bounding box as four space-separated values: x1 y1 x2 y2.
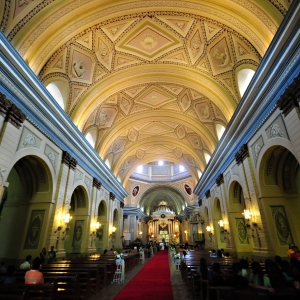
287 243 295 258
290 246 300 259
249 261 271 288
240 259 251 281
2 265 17 284
226 262 274 293
210 263 226 286
197 258 212 280
280 260 294 284
217 250 223 258
20 255 32 270
25 257 44 284
227 263 250 289
266 260 288 289
210 249 217 257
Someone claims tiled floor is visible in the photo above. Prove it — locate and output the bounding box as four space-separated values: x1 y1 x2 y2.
90 251 193 300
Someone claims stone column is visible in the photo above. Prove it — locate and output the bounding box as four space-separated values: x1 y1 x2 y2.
0 94 26 209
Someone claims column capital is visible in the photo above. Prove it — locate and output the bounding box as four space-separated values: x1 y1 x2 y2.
0 93 12 118
61 151 77 169
277 74 300 117
93 178 102 189
5 103 26 129
235 144 249 165
216 173 224 186
205 190 210 199
110 192 115 201
69 157 77 170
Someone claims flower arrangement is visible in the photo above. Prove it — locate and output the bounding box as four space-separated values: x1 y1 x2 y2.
139 247 144 252
115 253 124 259
169 243 176 251
174 253 181 260
115 248 124 259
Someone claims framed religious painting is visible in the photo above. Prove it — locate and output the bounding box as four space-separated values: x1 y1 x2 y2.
24 210 45 249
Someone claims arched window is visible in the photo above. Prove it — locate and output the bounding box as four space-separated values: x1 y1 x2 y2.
197 169 202 179
85 132 95 147
204 153 211 164
216 124 225 140
46 81 68 109
105 158 111 168
237 69 255 97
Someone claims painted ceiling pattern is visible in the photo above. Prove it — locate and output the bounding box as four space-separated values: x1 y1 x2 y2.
0 0 290 187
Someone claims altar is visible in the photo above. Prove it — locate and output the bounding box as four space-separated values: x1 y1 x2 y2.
147 201 181 244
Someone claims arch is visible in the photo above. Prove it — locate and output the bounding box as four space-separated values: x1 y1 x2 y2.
98 200 107 217
258 145 300 257
227 180 252 256
0 155 53 260
95 200 108 251
111 209 119 248
45 79 69 110
137 184 188 216
64 185 89 254
212 197 227 247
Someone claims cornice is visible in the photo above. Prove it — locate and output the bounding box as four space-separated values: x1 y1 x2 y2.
0 31 128 200
194 0 300 198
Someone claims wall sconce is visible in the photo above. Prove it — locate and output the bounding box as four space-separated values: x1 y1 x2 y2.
90 222 101 246
242 209 253 230
242 209 252 221
252 222 261 230
109 226 117 241
206 225 213 241
54 226 62 234
63 212 72 224
218 220 229 236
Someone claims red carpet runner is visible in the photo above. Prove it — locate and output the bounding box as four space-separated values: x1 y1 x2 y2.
114 250 174 300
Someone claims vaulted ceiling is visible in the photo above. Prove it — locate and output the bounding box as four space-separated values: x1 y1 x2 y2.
0 0 289 187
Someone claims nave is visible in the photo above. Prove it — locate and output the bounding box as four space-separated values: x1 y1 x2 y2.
2 246 300 300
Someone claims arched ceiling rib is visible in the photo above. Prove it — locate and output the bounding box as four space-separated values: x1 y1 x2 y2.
138 185 187 215
0 0 289 187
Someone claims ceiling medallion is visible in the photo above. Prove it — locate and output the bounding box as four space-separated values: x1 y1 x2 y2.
141 35 157 49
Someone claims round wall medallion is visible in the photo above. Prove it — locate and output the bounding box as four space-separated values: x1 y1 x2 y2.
141 34 157 49
161 214 165 218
